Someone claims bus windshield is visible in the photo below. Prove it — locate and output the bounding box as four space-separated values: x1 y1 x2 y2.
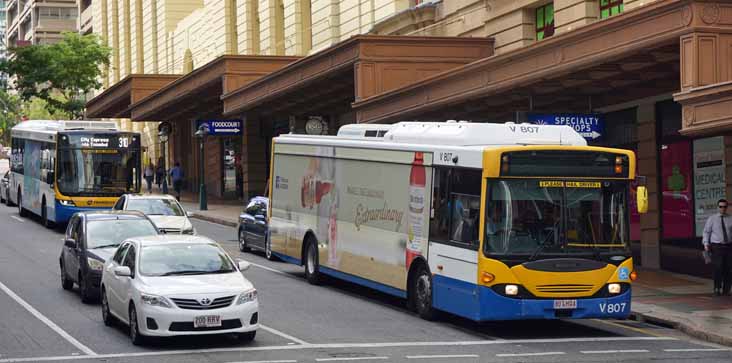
484 179 630 258
56 148 140 196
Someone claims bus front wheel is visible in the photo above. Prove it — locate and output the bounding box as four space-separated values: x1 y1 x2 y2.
304 239 322 285
411 265 437 321
42 199 54 229
17 191 27 217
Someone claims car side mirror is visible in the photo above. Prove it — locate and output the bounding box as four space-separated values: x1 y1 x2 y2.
114 266 132 277
637 186 648 214
237 260 251 271
64 238 77 249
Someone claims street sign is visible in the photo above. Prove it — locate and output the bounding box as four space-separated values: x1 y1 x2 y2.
527 113 604 141
196 120 242 136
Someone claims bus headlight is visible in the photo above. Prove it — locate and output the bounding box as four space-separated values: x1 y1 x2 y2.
608 283 621 294
505 284 519 296
59 199 75 206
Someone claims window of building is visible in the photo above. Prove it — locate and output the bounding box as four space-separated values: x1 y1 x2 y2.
600 0 624 19
536 3 555 41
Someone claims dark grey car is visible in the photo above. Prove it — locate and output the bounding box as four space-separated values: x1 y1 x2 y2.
59 211 160 303
237 196 274 260
0 171 10 205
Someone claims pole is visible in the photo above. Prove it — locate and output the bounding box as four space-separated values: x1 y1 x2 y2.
199 136 207 210
161 140 169 194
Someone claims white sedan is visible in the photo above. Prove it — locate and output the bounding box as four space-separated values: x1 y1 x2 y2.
100 235 258 345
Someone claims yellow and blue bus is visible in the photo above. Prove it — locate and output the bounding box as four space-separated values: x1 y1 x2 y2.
268 121 647 321
9 120 142 226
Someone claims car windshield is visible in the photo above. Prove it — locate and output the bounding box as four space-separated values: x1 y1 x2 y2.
86 219 158 249
57 148 140 196
139 243 236 276
127 199 184 216
484 179 630 258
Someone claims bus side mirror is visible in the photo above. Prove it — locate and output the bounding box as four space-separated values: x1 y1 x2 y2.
637 186 648 214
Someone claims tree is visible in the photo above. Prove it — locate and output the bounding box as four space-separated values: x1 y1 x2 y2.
0 32 111 120
0 90 22 146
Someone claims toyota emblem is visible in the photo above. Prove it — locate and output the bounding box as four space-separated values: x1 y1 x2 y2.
199 298 212 306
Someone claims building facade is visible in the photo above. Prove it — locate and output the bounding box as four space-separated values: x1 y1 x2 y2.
4 0 79 48
1 0 7 88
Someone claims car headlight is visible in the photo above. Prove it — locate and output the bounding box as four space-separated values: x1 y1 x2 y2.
58 199 75 206
87 258 104 271
237 289 257 305
140 293 172 308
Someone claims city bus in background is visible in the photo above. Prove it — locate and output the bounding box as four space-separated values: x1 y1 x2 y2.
9 120 142 227
268 121 647 321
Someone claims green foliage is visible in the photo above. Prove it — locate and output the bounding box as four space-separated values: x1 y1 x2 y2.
0 90 22 145
0 32 111 120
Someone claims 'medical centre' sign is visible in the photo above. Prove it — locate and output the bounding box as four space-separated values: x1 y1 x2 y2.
527 113 604 141
196 120 243 136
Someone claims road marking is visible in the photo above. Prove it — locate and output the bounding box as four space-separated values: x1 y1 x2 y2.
250 262 289 276
406 354 479 359
10 216 24 223
0 337 676 363
316 358 388 362
225 361 297 363
260 324 310 345
593 319 667 338
0 280 96 356
664 348 731 352
581 350 649 354
496 352 565 357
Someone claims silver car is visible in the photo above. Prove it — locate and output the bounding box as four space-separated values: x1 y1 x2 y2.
0 171 11 206
113 194 196 234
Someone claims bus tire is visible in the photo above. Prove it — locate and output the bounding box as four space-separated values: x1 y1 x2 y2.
304 238 322 285
42 199 54 229
411 264 437 321
17 191 27 217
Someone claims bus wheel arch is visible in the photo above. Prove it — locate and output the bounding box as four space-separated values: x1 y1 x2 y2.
407 258 437 320
41 196 53 228
17 188 27 217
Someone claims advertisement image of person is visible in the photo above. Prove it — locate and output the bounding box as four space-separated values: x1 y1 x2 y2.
300 147 339 266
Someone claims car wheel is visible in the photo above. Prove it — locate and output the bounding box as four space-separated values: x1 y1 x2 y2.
238 228 249 252
238 331 256 342
129 304 146 346
79 273 93 304
101 288 115 327
304 239 322 285
17 192 27 217
411 265 437 321
60 261 73 291
6 190 13 207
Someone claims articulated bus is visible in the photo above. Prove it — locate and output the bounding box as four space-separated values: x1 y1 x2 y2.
268 121 647 321
10 120 142 226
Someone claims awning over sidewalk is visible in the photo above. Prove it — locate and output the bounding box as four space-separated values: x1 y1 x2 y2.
352 0 731 127
221 35 494 120
129 55 301 122
85 74 181 118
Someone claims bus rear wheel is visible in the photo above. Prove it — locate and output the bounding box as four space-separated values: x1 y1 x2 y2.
304 239 322 285
411 265 437 321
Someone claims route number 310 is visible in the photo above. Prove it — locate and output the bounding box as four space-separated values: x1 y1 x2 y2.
118 137 130 148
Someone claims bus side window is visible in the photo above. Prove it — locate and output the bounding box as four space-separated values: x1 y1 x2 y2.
449 169 482 249
430 168 451 241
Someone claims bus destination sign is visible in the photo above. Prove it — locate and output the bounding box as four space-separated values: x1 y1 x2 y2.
59 133 139 149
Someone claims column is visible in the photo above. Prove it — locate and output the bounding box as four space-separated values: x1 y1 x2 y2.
637 103 661 269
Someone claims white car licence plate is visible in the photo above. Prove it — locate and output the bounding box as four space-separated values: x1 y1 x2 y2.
194 315 222 328
553 299 577 310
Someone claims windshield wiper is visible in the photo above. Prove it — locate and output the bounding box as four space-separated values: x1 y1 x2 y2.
161 270 210 276
92 244 120 249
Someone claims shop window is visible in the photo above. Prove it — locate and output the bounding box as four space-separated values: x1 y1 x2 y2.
661 140 693 239
600 0 623 19
693 137 726 237
536 3 555 41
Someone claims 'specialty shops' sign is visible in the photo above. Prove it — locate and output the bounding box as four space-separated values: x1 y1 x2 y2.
196 120 243 136
527 113 604 141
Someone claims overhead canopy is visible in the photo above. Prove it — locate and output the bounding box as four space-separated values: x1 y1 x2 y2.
85 74 181 118
222 35 495 120
129 55 300 122
352 0 727 127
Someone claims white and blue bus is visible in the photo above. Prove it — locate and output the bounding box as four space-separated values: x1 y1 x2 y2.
9 120 142 226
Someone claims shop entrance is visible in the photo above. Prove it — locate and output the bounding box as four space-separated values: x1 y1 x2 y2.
222 137 242 200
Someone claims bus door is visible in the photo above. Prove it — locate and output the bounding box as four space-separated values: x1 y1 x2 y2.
428 167 482 319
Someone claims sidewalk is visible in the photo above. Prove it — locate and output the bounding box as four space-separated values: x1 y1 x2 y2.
152 186 732 346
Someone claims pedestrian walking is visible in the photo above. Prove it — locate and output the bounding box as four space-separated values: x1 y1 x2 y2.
155 161 165 189
702 198 732 296
169 162 184 201
144 162 155 194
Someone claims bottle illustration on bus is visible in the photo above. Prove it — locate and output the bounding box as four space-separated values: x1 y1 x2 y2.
406 152 425 269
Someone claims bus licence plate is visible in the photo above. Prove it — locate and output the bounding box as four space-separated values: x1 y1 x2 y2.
194 315 221 328
553 300 577 310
